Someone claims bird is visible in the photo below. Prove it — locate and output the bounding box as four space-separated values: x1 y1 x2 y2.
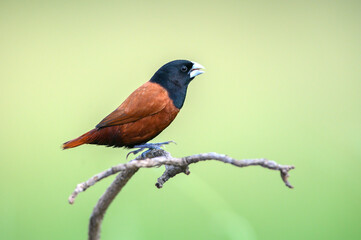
62 60 205 154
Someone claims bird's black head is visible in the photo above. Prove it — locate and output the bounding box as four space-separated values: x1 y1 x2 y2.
150 60 205 109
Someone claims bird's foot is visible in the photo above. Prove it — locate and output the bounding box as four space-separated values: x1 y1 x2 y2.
126 141 176 159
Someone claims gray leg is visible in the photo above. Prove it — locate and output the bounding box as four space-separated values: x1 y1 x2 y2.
126 141 176 159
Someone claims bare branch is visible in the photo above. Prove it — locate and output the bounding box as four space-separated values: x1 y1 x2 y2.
88 168 138 240
68 149 295 240
87 149 168 240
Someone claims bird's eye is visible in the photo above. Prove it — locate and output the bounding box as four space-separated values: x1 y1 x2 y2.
181 66 188 72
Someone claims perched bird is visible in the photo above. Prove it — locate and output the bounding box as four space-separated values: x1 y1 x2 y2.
62 60 204 152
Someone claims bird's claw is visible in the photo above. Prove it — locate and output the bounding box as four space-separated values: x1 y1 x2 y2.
126 148 145 159
126 141 176 159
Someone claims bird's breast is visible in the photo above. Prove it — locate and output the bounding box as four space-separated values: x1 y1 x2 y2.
119 101 180 146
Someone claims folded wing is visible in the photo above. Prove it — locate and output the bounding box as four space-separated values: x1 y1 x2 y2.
96 82 169 128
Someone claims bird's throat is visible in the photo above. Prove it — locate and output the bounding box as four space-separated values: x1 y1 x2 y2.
166 86 187 109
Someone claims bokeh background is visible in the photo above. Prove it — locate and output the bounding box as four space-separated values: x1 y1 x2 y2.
1 1 360 239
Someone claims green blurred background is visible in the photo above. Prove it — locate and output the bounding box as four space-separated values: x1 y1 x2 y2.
0 0 360 239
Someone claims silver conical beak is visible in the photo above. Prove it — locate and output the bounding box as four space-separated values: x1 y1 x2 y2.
189 61 205 78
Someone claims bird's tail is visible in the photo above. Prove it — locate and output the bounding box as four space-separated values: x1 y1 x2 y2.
62 129 96 150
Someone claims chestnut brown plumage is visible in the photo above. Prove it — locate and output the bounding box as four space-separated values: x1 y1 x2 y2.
63 60 204 149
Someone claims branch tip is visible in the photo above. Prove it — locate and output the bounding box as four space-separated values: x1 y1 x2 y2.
280 166 295 189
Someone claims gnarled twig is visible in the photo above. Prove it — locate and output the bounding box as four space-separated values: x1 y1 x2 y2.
68 149 295 240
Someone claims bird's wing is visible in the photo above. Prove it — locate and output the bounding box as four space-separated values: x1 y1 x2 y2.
96 82 170 128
